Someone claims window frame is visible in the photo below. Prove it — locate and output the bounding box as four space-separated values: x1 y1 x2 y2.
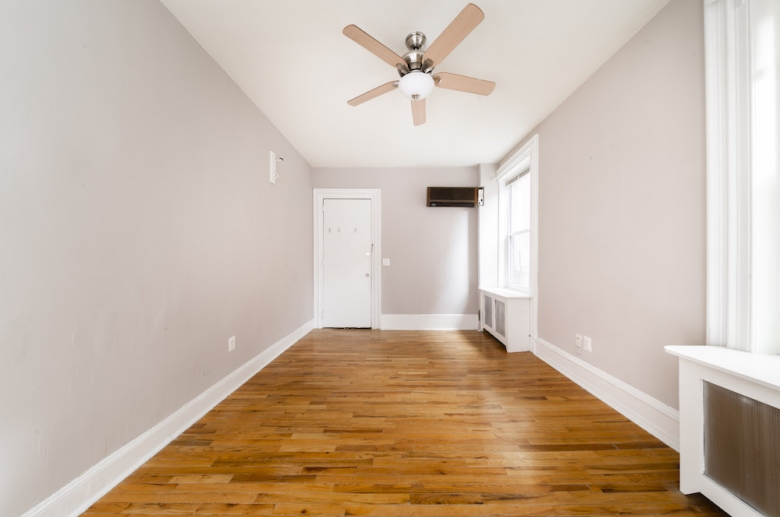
704 0 780 354
496 135 539 302
504 169 531 292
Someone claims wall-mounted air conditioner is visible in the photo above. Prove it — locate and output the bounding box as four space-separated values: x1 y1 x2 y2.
427 187 484 207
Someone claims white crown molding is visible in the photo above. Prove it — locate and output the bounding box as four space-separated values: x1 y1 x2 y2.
381 314 478 331
534 338 680 451
20 319 315 517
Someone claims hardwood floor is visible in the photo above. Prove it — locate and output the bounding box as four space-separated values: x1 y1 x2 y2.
82 329 726 516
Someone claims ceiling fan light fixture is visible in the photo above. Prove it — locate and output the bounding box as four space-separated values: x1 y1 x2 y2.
342 4 493 125
398 71 434 101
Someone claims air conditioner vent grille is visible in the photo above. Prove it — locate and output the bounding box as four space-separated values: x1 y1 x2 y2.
427 187 481 207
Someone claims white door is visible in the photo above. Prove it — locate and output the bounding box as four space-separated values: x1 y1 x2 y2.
322 199 372 327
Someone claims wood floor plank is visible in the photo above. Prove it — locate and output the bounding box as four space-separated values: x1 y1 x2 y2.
80 329 727 517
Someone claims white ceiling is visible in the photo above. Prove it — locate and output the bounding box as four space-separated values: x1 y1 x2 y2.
160 0 670 168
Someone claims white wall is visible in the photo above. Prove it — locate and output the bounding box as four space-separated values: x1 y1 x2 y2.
313 168 478 316
0 1 313 515
500 0 706 408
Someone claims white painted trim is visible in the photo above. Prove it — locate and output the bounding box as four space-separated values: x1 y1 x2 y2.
380 314 478 331
704 0 728 347
666 344 780 391
313 189 382 330
533 337 680 451
495 135 539 342
529 136 540 342
20 319 315 517
704 0 753 350
496 141 531 180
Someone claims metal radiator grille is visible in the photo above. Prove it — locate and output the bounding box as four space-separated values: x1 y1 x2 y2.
704 381 780 517
494 300 505 337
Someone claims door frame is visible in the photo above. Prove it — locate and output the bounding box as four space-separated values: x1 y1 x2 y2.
313 189 382 329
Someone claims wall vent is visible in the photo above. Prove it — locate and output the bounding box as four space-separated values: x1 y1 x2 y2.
494 299 506 337
704 382 780 516
427 187 483 207
483 295 493 329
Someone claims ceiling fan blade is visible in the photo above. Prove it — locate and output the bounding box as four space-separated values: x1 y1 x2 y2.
423 3 484 68
434 72 495 96
343 24 406 68
411 99 426 126
348 81 398 106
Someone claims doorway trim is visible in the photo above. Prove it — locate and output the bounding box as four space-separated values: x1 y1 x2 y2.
313 189 382 329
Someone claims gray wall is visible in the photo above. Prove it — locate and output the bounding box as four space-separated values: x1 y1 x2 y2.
502 0 706 408
0 1 313 515
313 168 478 316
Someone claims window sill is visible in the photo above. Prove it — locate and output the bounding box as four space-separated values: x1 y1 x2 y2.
665 345 780 392
479 286 531 299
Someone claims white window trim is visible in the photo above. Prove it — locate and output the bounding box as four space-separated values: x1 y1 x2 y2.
704 0 753 350
496 135 539 339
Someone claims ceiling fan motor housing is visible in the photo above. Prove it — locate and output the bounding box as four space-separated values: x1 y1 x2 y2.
400 32 433 75
405 31 426 50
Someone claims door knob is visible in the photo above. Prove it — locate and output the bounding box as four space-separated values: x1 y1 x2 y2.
365 273 369 277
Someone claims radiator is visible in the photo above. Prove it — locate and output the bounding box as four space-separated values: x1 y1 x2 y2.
478 288 532 352
668 345 780 517
704 382 780 516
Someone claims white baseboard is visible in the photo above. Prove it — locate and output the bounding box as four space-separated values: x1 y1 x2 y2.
381 314 478 330
20 319 315 517
533 338 680 451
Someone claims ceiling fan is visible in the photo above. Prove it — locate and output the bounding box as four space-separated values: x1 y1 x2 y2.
343 3 495 126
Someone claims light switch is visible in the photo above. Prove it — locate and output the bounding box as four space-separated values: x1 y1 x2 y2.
382 258 390 266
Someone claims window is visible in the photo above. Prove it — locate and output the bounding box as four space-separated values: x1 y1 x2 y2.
505 169 530 290
705 0 780 354
495 135 537 296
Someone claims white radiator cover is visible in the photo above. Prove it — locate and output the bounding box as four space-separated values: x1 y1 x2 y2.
479 287 531 352
666 346 780 517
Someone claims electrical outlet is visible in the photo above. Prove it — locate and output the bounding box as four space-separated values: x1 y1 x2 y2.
575 334 583 354
228 336 236 352
382 258 390 266
583 336 592 352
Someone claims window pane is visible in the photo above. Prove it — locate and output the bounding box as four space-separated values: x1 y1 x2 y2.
510 173 530 233
509 231 530 289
